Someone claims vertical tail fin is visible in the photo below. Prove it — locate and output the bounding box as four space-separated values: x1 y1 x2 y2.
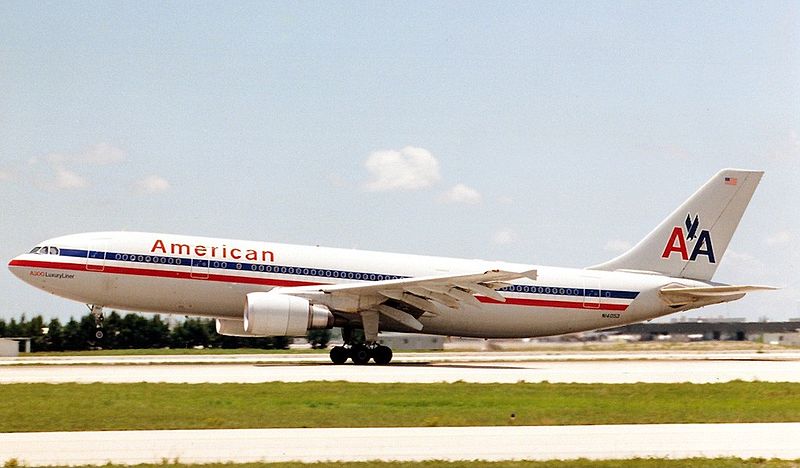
590 169 763 281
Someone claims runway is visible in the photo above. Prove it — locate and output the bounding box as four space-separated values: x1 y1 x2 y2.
3 423 800 464
3 352 799 465
4 349 800 366
2 351 800 384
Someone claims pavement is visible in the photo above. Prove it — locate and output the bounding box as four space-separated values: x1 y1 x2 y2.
3 423 800 465
3 351 799 465
1 351 799 384
3 349 800 366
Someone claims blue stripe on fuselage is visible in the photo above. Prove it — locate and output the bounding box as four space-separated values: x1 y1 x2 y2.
58 248 639 300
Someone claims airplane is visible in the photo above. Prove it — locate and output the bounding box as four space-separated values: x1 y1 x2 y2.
8 168 774 365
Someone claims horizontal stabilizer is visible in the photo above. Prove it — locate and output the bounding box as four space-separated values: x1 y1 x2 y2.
660 284 777 306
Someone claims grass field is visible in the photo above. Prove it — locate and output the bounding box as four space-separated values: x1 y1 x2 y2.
7 459 799 468
2 381 799 432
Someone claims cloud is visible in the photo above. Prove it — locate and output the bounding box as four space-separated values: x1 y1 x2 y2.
41 143 126 166
29 143 126 191
78 143 126 165
660 144 692 161
52 167 88 190
364 146 440 191
133 175 171 194
719 249 770 280
721 249 766 276
0 169 12 182
497 195 514 205
604 239 633 253
766 230 793 246
491 228 516 245
439 183 482 204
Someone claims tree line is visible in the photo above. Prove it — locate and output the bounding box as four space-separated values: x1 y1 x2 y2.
0 311 333 352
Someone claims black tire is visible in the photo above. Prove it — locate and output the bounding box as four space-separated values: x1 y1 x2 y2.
329 346 349 365
351 345 371 365
373 345 393 365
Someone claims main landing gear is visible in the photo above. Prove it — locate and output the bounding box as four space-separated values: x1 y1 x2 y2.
329 343 393 365
329 327 393 365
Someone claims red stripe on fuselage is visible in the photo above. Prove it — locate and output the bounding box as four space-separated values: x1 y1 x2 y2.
8 259 316 288
476 295 628 311
9 259 631 311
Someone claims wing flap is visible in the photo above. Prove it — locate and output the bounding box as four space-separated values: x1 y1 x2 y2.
378 289 440 315
377 304 424 331
454 281 505 302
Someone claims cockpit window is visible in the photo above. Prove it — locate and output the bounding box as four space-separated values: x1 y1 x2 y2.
30 246 59 255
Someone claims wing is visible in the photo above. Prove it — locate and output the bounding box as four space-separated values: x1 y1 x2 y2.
274 268 538 331
660 284 777 307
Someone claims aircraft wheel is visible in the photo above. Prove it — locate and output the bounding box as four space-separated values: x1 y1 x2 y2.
329 346 349 365
373 345 393 365
95 330 104 339
351 345 371 365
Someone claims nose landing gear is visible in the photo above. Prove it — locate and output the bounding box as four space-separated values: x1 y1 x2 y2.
89 304 104 339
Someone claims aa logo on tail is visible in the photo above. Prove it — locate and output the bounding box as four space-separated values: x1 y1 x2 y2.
661 214 716 263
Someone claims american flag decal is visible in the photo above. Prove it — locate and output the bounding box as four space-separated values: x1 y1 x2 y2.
724 177 737 186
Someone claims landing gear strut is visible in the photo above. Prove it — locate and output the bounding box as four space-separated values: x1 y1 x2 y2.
89 304 104 339
329 327 393 365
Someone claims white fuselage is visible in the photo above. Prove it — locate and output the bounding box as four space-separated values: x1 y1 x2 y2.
8 231 707 338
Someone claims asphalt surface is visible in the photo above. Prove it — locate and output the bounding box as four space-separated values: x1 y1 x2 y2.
3 423 800 464
3 351 799 464
2 351 799 383
4 349 800 365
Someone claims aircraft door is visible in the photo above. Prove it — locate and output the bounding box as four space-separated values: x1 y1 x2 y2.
582 275 601 309
86 239 109 272
190 258 210 279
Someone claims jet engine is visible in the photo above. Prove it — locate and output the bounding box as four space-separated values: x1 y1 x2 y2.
243 292 334 336
215 318 270 337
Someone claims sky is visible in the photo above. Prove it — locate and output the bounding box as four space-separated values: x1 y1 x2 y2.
1 1 798 323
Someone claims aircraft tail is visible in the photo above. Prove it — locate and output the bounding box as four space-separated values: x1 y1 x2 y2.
589 169 763 281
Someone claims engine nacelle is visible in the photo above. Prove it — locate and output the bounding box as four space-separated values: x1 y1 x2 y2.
244 292 334 336
216 318 271 337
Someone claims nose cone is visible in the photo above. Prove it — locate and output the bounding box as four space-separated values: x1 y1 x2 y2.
8 255 28 281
